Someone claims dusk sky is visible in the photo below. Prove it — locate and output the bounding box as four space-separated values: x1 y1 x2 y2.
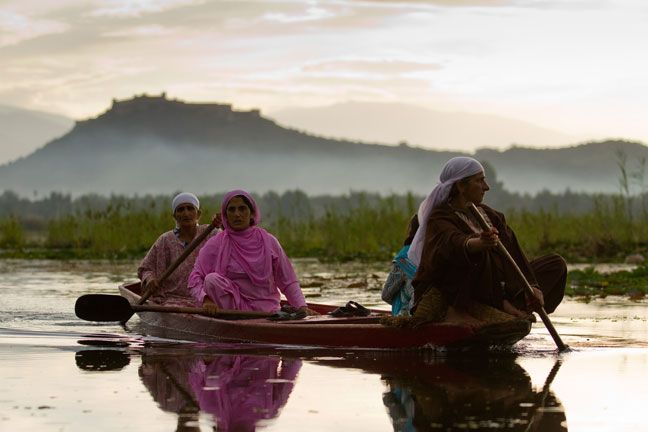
1 0 647 150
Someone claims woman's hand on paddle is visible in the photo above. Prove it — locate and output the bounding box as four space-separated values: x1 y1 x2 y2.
479 227 499 248
211 214 223 229
202 298 220 315
143 278 159 294
467 228 499 253
299 306 320 316
526 285 545 310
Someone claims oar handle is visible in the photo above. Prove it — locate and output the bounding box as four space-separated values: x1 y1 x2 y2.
131 303 273 318
468 203 568 352
138 221 218 305
74 293 275 322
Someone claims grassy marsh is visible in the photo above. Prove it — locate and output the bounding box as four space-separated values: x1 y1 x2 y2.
3 192 648 298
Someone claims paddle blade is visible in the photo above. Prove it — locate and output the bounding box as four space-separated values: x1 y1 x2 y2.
75 294 135 322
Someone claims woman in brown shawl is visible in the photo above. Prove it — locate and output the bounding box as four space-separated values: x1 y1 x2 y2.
409 157 566 327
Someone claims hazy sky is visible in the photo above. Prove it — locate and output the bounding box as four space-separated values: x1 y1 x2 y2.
1 0 647 148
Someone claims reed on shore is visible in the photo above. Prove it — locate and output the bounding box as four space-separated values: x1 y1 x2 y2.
3 193 648 297
2 193 648 262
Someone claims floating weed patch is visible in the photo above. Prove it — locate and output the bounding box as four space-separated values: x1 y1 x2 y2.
567 264 648 297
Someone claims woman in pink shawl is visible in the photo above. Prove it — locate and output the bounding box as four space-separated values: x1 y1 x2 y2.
188 190 315 314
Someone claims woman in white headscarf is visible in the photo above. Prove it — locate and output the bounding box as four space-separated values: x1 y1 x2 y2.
137 192 220 306
410 157 566 327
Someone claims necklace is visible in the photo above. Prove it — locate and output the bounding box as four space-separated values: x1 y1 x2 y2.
448 198 467 212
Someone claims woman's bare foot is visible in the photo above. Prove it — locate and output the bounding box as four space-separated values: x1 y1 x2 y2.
444 306 486 330
502 300 527 318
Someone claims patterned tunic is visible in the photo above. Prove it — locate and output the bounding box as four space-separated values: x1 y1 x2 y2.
137 224 218 306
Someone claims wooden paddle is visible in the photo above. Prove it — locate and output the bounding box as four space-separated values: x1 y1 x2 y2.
523 359 563 432
75 294 273 322
468 203 569 352
138 220 218 305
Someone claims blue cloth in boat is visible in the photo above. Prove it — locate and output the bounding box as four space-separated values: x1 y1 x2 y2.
394 246 417 279
382 245 417 316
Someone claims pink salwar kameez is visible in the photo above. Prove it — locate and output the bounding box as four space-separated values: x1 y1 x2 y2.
188 190 307 312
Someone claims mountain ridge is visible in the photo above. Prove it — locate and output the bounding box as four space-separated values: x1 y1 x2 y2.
0 104 74 165
269 101 578 151
0 94 644 197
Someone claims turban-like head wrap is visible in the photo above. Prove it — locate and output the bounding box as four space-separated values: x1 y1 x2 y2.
407 157 485 266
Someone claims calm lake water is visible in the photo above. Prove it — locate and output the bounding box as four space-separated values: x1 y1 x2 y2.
1 258 647 431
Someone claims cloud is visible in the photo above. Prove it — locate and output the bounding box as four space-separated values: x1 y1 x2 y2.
0 0 646 145
87 0 205 18
302 59 441 76
102 24 177 38
354 0 511 6
262 5 336 23
0 10 68 47
349 0 604 8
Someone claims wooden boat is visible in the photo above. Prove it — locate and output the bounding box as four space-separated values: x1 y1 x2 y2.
119 282 531 349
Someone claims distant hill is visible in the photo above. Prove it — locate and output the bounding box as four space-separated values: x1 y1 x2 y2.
0 94 644 197
269 101 577 151
0 105 74 165
475 142 648 195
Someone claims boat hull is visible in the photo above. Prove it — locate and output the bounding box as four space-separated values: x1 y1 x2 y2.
119 283 531 349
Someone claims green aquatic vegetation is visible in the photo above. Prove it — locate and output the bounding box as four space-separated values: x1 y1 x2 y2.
269 195 415 261
2 193 418 261
567 265 648 298
45 206 172 258
0 217 25 249
5 191 648 268
507 203 648 262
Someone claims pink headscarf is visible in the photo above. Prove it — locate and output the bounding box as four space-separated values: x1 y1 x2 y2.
209 190 275 287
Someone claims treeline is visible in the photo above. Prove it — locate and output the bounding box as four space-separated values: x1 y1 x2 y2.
0 184 638 223
0 189 419 230
3 160 646 222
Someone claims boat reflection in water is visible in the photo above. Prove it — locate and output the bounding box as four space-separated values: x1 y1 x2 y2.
316 353 567 432
138 352 302 432
75 342 566 431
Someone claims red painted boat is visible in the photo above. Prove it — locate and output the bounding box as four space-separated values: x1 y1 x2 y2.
119 282 531 349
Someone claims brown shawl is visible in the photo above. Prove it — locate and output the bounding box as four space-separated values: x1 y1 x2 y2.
412 203 537 311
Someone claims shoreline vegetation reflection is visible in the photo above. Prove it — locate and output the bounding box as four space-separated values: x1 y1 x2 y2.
74 343 567 432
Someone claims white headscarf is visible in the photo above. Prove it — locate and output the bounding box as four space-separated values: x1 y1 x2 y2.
171 192 200 229
407 157 485 266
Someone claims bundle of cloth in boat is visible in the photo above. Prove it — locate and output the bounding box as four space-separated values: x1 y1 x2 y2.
382 244 417 316
381 214 419 317
380 287 528 328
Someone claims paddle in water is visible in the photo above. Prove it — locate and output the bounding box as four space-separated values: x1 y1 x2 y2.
75 294 273 322
468 203 569 352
